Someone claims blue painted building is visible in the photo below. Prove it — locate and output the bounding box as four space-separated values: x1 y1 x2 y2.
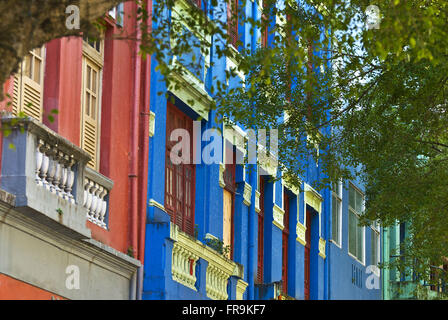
142 0 382 300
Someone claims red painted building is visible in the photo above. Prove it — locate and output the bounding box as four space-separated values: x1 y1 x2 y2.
0 1 150 300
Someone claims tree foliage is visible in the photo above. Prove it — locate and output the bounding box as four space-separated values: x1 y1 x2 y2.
3 0 448 289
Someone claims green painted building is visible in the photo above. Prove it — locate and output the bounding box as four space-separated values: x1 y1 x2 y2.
382 223 447 300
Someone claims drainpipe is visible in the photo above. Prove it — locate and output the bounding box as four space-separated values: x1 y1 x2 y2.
129 1 142 298
136 0 152 300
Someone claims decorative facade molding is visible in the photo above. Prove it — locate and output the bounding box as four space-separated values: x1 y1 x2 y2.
272 204 285 230
223 123 247 155
319 237 326 259
242 182 252 206
255 190 261 213
304 183 323 214
281 175 302 195
149 111 155 137
219 163 226 188
296 222 306 246
169 0 212 121
258 149 278 177
169 223 243 300
148 198 166 213
236 279 248 300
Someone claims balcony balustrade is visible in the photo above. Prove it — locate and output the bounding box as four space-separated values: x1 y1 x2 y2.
1 116 113 237
170 223 244 300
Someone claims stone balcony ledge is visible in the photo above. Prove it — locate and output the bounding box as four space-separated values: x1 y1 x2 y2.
169 223 245 300
0 116 112 239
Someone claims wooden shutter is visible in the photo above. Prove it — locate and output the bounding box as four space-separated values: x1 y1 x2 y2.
12 48 44 121
12 74 20 115
81 40 103 170
282 192 290 293
164 102 195 236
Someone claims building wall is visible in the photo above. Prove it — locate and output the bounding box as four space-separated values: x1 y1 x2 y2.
0 2 145 299
327 179 382 300
142 0 381 300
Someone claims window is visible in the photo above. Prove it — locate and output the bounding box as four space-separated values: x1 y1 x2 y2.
348 184 364 263
370 225 380 273
165 102 195 236
223 141 236 259
81 37 103 170
228 0 239 48
331 181 342 246
12 47 45 121
108 3 124 27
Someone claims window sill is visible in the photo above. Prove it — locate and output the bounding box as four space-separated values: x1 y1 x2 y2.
348 252 365 267
329 239 342 249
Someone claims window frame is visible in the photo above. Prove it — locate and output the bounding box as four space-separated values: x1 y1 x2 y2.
80 37 104 170
348 182 365 265
331 180 342 248
370 226 380 276
164 102 196 237
12 46 46 121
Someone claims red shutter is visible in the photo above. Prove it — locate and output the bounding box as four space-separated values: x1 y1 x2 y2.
165 102 195 236
257 176 265 283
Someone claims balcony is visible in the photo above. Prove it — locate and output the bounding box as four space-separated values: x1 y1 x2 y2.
0 116 112 238
83 167 113 229
170 223 245 300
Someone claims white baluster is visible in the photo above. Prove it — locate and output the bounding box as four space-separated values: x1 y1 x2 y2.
40 145 50 189
90 183 99 222
35 139 44 186
66 166 75 204
47 157 56 194
53 152 63 196
85 180 94 220
60 165 68 200
99 189 108 228
93 185 104 223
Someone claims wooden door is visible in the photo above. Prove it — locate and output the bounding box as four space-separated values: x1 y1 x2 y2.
282 192 290 294
223 189 233 259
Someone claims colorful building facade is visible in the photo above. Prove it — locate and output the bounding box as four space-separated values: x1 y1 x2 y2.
142 0 382 300
0 0 382 300
0 2 148 299
382 224 447 300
